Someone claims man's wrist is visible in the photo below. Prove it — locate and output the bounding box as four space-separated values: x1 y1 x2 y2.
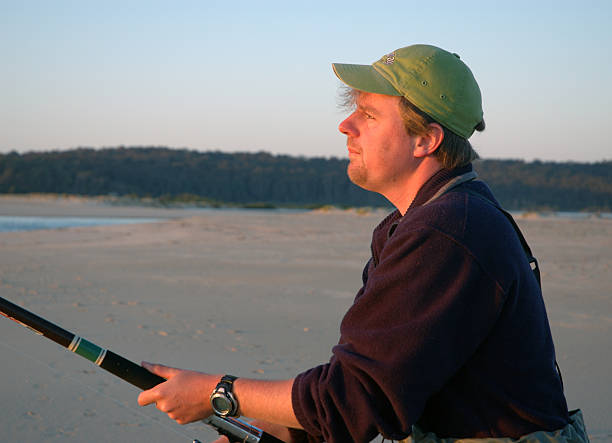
210 374 240 417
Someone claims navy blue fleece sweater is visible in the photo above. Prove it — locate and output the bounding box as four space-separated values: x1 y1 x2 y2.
291 165 569 442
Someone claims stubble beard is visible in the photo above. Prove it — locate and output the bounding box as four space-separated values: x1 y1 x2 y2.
346 138 368 189
347 157 368 189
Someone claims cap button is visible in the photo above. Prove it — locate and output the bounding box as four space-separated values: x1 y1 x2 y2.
452 52 460 59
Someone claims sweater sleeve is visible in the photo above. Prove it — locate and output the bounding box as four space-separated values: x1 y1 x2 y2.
292 224 506 442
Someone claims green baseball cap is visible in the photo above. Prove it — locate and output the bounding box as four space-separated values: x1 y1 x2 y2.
332 44 483 139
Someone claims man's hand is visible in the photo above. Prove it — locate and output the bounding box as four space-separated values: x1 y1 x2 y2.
137 361 219 424
137 361 300 441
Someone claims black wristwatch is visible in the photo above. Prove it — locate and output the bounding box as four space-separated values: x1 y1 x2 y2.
210 375 240 417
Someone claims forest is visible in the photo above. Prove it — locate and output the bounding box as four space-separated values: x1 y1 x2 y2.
1 147 610 211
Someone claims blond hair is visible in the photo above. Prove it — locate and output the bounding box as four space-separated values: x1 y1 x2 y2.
398 97 483 169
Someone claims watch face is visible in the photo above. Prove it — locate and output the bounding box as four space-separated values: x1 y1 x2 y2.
211 395 232 414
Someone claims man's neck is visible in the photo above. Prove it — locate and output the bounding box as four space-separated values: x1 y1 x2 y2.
386 158 443 215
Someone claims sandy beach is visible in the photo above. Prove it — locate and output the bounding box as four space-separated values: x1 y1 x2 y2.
1 195 610 442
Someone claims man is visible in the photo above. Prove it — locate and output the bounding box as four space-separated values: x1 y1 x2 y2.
138 45 587 442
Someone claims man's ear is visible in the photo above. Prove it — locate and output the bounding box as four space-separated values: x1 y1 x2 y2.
414 123 444 158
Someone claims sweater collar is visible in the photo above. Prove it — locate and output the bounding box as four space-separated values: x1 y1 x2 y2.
407 163 474 210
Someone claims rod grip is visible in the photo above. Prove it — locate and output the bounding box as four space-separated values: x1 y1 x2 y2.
99 350 166 390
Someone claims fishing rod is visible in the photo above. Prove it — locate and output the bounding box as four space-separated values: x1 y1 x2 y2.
0 296 284 443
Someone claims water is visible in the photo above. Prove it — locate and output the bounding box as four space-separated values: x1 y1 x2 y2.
0 208 307 233
0 215 161 233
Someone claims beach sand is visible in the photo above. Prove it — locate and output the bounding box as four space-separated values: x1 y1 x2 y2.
1 195 610 442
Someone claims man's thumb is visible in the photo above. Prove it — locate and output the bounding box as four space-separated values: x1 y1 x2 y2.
141 361 180 379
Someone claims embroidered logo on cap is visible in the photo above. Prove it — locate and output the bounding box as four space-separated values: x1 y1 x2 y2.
382 52 396 65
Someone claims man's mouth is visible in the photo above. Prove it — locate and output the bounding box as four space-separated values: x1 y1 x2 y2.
347 143 360 156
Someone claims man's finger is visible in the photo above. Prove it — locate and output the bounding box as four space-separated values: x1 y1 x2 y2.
137 388 159 406
141 361 181 379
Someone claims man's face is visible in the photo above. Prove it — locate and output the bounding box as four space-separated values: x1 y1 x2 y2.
339 92 419 196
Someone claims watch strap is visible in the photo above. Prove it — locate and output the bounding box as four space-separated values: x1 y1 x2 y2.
219 374 238 387
211 374 240 417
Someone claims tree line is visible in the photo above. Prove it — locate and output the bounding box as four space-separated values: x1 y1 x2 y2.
0 147 610 211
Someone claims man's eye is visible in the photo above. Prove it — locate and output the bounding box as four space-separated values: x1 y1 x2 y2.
365 113 374 119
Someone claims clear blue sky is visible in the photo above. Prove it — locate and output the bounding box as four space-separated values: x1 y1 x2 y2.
1 0 611 162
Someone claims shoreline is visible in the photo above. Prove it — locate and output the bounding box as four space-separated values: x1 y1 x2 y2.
1 193 610 220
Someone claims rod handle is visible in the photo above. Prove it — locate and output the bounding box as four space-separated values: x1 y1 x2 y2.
99 350 166 390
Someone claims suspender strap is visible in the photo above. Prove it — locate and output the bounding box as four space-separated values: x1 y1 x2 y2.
422 171 478 206
424 173 562 390
460 188 542 288
422 172 541 288
460 188 563 391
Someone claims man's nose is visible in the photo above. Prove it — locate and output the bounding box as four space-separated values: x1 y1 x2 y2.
338 114 357 137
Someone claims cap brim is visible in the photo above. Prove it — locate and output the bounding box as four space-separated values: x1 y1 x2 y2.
332 63 401 96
